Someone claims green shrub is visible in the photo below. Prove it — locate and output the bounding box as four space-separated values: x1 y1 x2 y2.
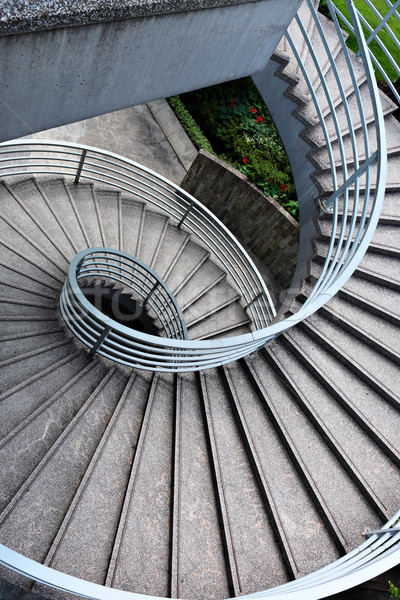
170 79 298 219
167 96 214 154
389 581 400 599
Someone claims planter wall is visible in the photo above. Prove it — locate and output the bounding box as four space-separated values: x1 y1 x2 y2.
181 150 299 289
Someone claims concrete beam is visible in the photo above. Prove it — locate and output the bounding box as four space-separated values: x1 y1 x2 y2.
0 0 302 142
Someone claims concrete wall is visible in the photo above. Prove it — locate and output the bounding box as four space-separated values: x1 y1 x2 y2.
253 59 320 297
181 151 299 289
0 0 302 142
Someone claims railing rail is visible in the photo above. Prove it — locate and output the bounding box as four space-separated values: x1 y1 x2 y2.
60 249 188 359
331 0 400 105
0 0 395 598
0 140 276 332
1 509 399 600
0 0 387 374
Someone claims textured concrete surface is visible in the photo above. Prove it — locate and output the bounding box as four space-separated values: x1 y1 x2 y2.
0 1 302 141
0 0 271 34
17 104 187 185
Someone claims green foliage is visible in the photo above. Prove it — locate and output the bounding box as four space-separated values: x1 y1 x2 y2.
389 581 400 599
171 79 298 219
167 96 214 154
319 0 400 83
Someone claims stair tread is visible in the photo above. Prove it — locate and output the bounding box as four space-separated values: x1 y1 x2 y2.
291 320 400 449
0 360 107 513
106 373 174 597
33 372 152 590
188 301 251 340
224 360 340 578
261 345 384 548
94 188 121 251
170 373 231 600
199 369 289 594
276 335 400 516
0 180 72 267
0 368 127 589
67 182 105 248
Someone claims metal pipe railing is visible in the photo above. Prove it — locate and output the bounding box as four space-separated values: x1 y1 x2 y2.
0 0 395 598
330 0 400 105
60 249 188 354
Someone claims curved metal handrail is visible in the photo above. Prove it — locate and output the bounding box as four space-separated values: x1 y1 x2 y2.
330 0 400 105
60 248 188 356
0 0 387 374
1 509 399 599
0 140 276 332
0 0 395 599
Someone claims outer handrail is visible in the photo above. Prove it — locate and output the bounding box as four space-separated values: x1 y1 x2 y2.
0 0 387 374
330 0 400 105
0 0 395 598
0 140 275 330
0 509 399 599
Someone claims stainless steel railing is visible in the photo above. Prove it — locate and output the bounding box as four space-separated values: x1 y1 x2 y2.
0 0 395 598
0 139 276 332
0 0 387 374
60 248 188 362
1 509 399 599
331 0 400 105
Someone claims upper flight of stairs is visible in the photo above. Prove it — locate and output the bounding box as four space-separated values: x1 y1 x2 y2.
0 1 399 599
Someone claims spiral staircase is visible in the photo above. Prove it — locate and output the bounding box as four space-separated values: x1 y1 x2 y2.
0 1 400 599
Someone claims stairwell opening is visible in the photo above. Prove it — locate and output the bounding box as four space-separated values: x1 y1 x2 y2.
80 280 160 337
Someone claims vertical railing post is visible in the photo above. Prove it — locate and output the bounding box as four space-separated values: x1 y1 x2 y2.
74 149 87 184
177 200 194 229
143 281 158 307
88 325 111 358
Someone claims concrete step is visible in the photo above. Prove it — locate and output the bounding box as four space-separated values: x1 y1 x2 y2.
262 343 388 544
0 338 75 396
316 219 400 254
105 373 174 597
138 209 169 267
314 154 400 195
0 367 127 590
37 178 90 251
0 328 65 360
164 240 209 296
188 300 251 340
310 114 400 171
152 222 190 280
0 180 72 269
222 360 340 580
120 196 146 258
169 372 230 600
297 310 400 410
277 332 400 516
318 295 400 365
0 360 106 513
31 371 153 599
0 255 61 299
0 352 90 439
67 182 106 248
0 207 67 283
198 367 290 595
297 46 367 128
282 321 400 467
93 188 122 251
5 178 77 261
304 84 397 149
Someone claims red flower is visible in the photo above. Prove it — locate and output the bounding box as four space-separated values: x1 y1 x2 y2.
255 116 263 123
230 98 237 108
248 106 257 114
242 158 249 164
281 183 288 191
